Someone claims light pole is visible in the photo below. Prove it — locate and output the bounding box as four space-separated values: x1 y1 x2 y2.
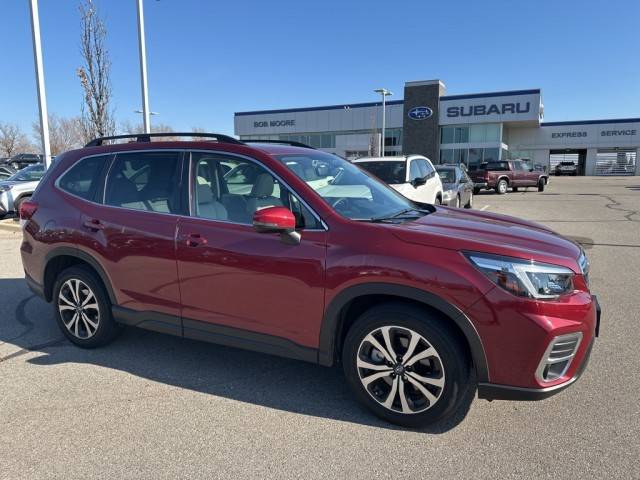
28 0 51 168
374 88 392 157
136 0 151 134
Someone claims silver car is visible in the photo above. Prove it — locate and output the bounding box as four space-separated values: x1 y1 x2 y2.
0 163 46 218
436 165 474 208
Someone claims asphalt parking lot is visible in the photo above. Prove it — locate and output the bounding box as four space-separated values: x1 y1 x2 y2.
1 176 639 479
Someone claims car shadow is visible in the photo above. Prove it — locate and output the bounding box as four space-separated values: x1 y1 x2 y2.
0 277 474 433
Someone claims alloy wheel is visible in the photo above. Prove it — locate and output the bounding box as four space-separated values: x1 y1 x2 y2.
356 326 445 414
58 279 100 339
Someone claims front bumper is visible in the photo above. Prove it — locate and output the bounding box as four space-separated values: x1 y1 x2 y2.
478 295 600 401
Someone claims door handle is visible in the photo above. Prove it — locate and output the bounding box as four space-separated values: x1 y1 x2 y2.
82 218 105 231
185 233 207 247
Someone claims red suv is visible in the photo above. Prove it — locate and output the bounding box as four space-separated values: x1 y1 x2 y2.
20 133 600 428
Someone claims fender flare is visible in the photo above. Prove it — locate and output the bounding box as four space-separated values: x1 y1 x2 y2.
43 247 117 304
318 282 489 383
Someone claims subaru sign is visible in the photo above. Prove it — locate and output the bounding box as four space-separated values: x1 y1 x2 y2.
408 106 433 120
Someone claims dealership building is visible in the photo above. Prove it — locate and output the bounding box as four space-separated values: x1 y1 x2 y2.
234 79 639 176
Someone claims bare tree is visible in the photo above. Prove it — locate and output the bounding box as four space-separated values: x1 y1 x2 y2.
0 122 34 158
32 114 84 156
77 0 115 142
118 121 177 142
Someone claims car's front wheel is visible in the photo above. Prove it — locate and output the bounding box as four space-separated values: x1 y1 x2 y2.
53 266 120 348
538 179 545 192
342 303 472 428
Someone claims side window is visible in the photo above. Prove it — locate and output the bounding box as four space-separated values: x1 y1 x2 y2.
104 151 181 214
191 153 319 228
58 155 107 200
409 160 421 181
419 159 435 178
512 162 523 171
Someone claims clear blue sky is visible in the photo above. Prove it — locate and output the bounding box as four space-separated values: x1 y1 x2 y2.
1 0 639 137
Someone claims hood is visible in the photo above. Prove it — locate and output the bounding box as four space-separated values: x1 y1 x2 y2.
0 180 20 189
390 206 582 271
441 182 456 190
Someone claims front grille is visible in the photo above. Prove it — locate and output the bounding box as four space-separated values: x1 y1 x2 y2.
536 333 583 383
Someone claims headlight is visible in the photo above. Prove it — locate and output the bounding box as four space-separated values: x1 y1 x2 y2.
467 253 575 300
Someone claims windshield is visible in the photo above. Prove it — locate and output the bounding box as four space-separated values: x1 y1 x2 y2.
275 151 416 221
8 163 45 182
436 168 456 183
355 161 406 185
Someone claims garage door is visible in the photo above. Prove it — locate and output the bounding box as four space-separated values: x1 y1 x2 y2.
549 152 580 175
595 149 637 176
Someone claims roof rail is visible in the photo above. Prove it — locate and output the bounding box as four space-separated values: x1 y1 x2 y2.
85 132 244 147
241 139 316 149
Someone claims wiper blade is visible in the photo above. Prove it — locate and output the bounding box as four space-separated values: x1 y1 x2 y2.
369 208 428 223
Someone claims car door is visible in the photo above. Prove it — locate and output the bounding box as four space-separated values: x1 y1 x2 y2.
459 168 473 205
75 150 185 333
175 151 327 351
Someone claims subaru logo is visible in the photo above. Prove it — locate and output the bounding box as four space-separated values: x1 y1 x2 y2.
408 106 433 120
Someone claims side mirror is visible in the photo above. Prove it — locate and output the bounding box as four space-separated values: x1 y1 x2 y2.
253 206 300 245
411 177 427 187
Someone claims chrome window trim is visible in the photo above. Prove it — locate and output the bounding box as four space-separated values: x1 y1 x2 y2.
186 149 329 232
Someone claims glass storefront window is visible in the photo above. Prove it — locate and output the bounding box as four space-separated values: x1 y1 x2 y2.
440 148 454 164
441 127 455 144
454 126 469 143
469 125 485 143
454 148 468 164
483 148 500 163
485 124 501 142
468 148 483 170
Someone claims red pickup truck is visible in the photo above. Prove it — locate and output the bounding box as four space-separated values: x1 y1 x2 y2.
470 160 549 194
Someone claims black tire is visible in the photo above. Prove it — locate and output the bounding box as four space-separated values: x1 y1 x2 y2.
13 195 30 215
464 193 473 209
342 303 472 428
434 196 442 205
538 179 545 192
52 265 120 348
512 187 519 192
473 187 480 195
495 179 508 195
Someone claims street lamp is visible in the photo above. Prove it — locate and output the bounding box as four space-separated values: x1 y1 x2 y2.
136 0 151 134
28 0 52 168
374 88 393 157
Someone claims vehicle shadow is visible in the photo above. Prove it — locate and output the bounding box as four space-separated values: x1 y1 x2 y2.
0 277 474 433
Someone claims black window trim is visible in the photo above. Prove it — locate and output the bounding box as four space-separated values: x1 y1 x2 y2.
186 149 328 231
54 152 114 204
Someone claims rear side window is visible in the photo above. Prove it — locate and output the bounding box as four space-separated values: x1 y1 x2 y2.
105 152 182 214
58 155 107 200
418 159 435 178
484 161 510 171
357 161 406 184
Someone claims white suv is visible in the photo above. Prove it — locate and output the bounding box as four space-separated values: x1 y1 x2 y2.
353 155 443 205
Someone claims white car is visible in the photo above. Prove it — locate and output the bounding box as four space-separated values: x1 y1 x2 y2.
353 155 443 205
0 163 46 218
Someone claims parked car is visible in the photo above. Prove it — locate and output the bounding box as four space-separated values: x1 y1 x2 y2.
470 159 549 194
0 165 16 181
0 163 46 218
555 161 578 176
353 155 444 204
2 153 43 170
435 165 474 208
20 134 599 428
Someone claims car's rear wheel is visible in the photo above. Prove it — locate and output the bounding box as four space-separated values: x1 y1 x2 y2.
53 266 120 348
538 179 545 192
496 179 508 194
342 303 471 428
473 187 480 195
434 196 442 205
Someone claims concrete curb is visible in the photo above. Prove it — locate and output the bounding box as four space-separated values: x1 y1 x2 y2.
0 219 21 233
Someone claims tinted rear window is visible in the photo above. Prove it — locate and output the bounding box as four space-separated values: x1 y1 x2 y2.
484 162 510 171
436 168 456 183
58 155 106 200
356 161 406 184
